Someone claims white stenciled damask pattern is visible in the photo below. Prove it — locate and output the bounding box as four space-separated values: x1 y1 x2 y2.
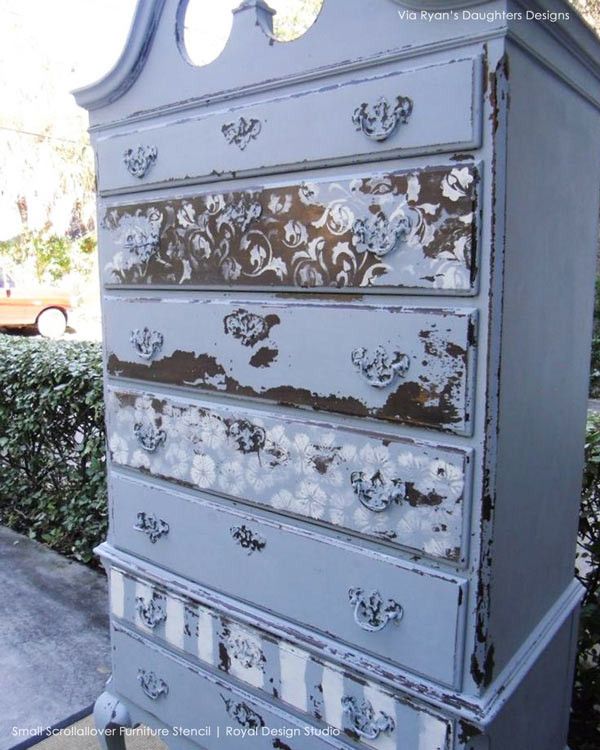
102 165 478 292
107 390 469 562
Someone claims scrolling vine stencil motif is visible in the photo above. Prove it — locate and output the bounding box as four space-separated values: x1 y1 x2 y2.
102 165 478 291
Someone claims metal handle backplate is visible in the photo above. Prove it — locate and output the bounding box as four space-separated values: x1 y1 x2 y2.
348 588 403 632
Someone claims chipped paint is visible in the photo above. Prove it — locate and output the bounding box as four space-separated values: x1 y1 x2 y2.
469 49 510 691
112 567 455 748
105 298 477 435
106 388 471 562
101 164 479 292
249 346 278 368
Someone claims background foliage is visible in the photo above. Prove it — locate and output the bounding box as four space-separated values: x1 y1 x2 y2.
589 277 600 398
570 412 600 749
570 0 600 32
0 230 96 285
0 335 106 563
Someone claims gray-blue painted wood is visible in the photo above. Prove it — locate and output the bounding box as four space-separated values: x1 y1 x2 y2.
73 0 600 748
108 470 467 687
103 295 478 434
104 386 473 563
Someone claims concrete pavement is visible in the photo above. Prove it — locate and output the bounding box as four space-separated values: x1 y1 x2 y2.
0 527 110 750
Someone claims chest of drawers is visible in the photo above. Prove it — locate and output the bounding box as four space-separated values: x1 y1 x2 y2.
75 1 600 748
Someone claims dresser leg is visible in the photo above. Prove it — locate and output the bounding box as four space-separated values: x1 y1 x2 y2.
94 690 132 750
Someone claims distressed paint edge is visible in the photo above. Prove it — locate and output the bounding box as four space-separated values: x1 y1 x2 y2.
96 542 584 729
109 428 474 568
476 578 584 726
72 0 167 110
110 589 458 747
109 621 397 750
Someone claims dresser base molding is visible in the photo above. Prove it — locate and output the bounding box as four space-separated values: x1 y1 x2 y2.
98 543 582 731
477 578 583 726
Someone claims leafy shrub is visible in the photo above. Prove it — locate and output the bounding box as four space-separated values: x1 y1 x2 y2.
589 276 600 398
0 334 106 563
570 411 600 749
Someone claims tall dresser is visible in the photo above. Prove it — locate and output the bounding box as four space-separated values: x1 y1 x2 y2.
74 1 600 748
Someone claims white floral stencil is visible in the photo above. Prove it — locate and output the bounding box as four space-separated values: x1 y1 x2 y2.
107 389 471 562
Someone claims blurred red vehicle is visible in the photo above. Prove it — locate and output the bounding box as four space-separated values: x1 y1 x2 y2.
0 266 72 337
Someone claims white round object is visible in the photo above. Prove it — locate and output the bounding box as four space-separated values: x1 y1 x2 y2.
36 308 67 338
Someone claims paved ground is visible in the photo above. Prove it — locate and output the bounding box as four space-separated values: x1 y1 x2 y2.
32 716 167 750
0 527 111 750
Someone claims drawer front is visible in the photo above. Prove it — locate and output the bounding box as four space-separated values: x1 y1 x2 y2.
105 297 477 435
111 570 456 750
111 626 348 750
96 57 481 194
100 163 479 294
109 473 467 686
107 388 472 563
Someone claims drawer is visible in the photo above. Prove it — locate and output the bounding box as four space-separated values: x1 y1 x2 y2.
111 626 348 750
100 163 479 294
96 57 482 195
107 388 472 563
105 297 477 435
110 571 457 750
108 472 467 687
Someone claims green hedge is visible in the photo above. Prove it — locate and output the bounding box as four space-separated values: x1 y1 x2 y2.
570 412 600 749
0 335 106 563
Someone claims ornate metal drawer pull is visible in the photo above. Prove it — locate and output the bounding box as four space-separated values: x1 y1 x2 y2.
352 95 413 142
230 525 266 554
341 696 395 740
135 592 167 629
133 512 169 543
221 695 265 729
123 144 157 178
352 212 411 258
222 117 262 151
134 422 166 452
351 345 410 388
223 309 277 347
130 328 163 360
348 588 403 632
138 669 168 700
350 470 405 512
225 635 265 670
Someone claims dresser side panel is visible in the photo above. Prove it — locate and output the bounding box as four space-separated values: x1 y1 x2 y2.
488 41 600 676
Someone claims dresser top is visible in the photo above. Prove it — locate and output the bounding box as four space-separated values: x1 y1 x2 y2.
73 0 600 126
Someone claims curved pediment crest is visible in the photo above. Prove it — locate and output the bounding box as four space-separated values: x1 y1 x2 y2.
73 0 600 120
